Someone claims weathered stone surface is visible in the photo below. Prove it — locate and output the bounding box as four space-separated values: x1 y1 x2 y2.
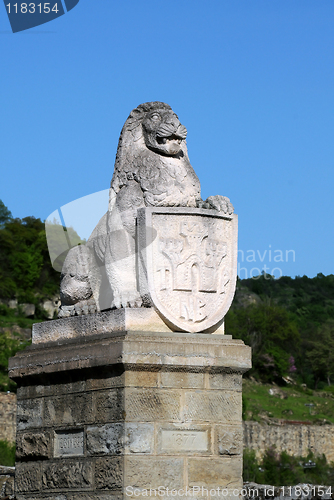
16 462 42 492
87 367 125 391
208 372 242 391
157 424 210 454
215 425 243 455
16 431 51 459
17 385 45 400
184 391 242 423
0 392 16 443
94 389 124 423
9 331 251 379
0 468 14 497
71 495 122 500
125 388 181 421
87 424 123 455
125 457 183 489
33 309 173 344
44 393 93 426
188 457 242 488
54 430 84 457
42 460 93 489
17 399 43 431
160 370 204 389
124 423 154 454
10 331 250 497
243 421 334 462
16 496 69 500
87 422 155 456
125 370 159 388
95 457 123 490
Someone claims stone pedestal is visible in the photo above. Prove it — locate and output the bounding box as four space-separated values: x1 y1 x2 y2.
9 313 251 500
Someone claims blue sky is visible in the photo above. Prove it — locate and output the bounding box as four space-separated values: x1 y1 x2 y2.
1 0 333 279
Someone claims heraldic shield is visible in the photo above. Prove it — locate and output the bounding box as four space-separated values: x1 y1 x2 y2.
137 207 238 333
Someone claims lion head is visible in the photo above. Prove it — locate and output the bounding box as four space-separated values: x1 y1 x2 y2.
141 106 187 157
110 102 197 200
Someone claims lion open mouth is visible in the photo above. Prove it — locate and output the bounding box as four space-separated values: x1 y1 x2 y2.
156 134 182 146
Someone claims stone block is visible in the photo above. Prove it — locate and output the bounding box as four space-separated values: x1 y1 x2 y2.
125 370 159 388
16 431 51 459
86 367 125 391
16 496 68 500
16 462 42 493
17 399 43 431
54 430 84 457
42 460 93 489
51 379 86 397
125 388 181 421
0 473 14 497
44 393 94 426
87 422 155 456
94 389 124 423
17 385 45 400
215 425 243 455
32 309 173 344
71 495 122 500
124 423 154 454
160 370 204 389
208 372 242 391
87 423 124 455
124 457 183 490
95 457 123 490
157 423 211 455
183 391 241 423
188 457 242 488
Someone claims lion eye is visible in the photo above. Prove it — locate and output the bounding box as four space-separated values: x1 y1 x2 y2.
151 113 160 120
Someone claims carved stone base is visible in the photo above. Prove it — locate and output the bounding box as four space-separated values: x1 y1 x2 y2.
32 308 225 344
9 323 251 499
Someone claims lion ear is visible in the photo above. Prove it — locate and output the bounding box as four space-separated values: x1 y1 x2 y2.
125 115 143 142
130 124 142 142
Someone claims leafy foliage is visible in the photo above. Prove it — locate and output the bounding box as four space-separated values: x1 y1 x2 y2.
227 303 300 382
0 214 61 301
0 439 15 466
243 448 334 486
306 320 334 387
0 200 12 228
0 306 31 391
227 273 334 387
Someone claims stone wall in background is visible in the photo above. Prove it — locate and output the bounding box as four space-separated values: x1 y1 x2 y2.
0 392 16 443
243 421 334 462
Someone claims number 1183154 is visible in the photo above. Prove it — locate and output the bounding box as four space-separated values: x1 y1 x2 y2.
6 3 60 14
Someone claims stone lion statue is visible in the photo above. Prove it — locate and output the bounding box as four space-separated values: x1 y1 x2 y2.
59 102 233 317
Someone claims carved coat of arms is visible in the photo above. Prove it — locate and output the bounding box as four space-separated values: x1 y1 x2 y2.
138 207 238 333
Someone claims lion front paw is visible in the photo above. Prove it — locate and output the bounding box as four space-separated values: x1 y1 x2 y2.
204 195 234 214
111 290 143 309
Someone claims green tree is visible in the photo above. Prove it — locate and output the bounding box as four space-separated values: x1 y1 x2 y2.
226 303 300 381
0 200 12 227
0 216 60 300
307 320 334 387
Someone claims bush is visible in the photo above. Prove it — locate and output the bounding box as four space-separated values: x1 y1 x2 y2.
243 448 334 486
0 440 15 466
